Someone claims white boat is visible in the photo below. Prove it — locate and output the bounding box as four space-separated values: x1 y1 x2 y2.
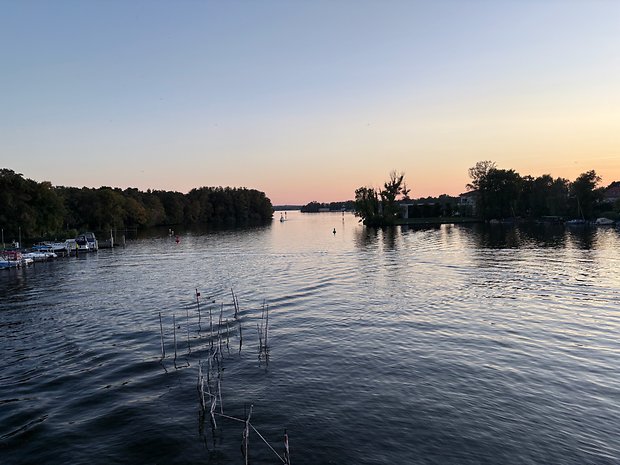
32 241 72 253
75 235 90 251
595 217 615 226
23 251 57 262
75 232 98 251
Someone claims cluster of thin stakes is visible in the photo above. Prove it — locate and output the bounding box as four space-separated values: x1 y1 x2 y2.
157 289 290 464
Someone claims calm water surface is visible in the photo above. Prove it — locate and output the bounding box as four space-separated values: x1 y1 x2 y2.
1 212 619 464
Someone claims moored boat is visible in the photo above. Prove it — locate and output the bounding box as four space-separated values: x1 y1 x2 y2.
0 250 23 269
22 251 58 262
595 217 615 226
75 232 98 252
32 240 74 254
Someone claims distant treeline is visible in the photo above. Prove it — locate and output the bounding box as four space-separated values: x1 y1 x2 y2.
0 169 273 243
300 200 355 212
354 165 620 226
466 161 618 221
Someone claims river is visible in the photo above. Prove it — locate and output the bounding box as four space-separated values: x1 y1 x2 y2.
1 212 619 464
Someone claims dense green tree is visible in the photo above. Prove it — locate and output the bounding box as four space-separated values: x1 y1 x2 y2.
467 160 496 191
380 171 405 225
569 170 602 219
476 168 522 219
300 201 354 212
354 186 381 225
185 186 272 225
1 170 66 240
466 161 496 218
153 190 187 225
300 201 322 213
1 169 273 245
354 171 406 226
142 192 166 227
526 174 569 218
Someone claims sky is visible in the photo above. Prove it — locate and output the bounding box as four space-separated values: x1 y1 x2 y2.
1 0 619 205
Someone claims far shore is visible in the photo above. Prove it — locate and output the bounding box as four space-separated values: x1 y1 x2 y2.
395 217 481 225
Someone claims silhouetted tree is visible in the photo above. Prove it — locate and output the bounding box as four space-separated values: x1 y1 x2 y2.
354 171 406 226
569 170 602 219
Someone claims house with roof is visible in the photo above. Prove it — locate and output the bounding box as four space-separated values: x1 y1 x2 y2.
603 181 620 204
458 190 478 216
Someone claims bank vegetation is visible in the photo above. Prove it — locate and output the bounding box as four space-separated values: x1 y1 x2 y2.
0 169 273 243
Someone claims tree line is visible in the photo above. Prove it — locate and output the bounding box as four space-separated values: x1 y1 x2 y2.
354 163 619 226
300 200 355 212
0 169 273 244
466 161 616 221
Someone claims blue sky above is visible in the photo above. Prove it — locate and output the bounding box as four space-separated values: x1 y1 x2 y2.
1 1 619 204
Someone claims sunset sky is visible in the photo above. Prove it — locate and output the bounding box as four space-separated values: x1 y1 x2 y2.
2 1 619 205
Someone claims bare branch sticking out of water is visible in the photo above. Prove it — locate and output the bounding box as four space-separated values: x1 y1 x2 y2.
195 289 201 331
226 318 230 355
173 314 177 361
257 300 270 366
159 312 165 359
198 362 206 411
257 323 262 352
231 288 240 319
284 429 291 465
218 378 223 415
242 404 253 465
209 304 213 348
186 305 191 355
264 303 269 350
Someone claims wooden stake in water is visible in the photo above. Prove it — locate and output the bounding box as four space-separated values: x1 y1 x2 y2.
264 303 269 350
231 288 239 319
257 323 263 351
226 318 230 353
243 404 253 465
173 314 177 360
209 304 213 347
210 394 217 429
198 363 206 411
195 288 201 329
186 304 191 354
218 377 223 414
159 312 166 359
284 429 291 465
258 300 266 351
219 303 224 353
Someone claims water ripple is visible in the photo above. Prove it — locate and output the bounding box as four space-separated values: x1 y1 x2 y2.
1 216 619 464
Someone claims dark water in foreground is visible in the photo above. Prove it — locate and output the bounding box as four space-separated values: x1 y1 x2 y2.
1 213 619 465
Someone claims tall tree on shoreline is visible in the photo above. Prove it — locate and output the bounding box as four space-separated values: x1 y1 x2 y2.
467 160 496 191
380 171 406 225
569 170 602 219
354 171 406 226
466 161 497 220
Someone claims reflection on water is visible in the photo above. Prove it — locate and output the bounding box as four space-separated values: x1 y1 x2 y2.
1 213 619 465
465 222 607 250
